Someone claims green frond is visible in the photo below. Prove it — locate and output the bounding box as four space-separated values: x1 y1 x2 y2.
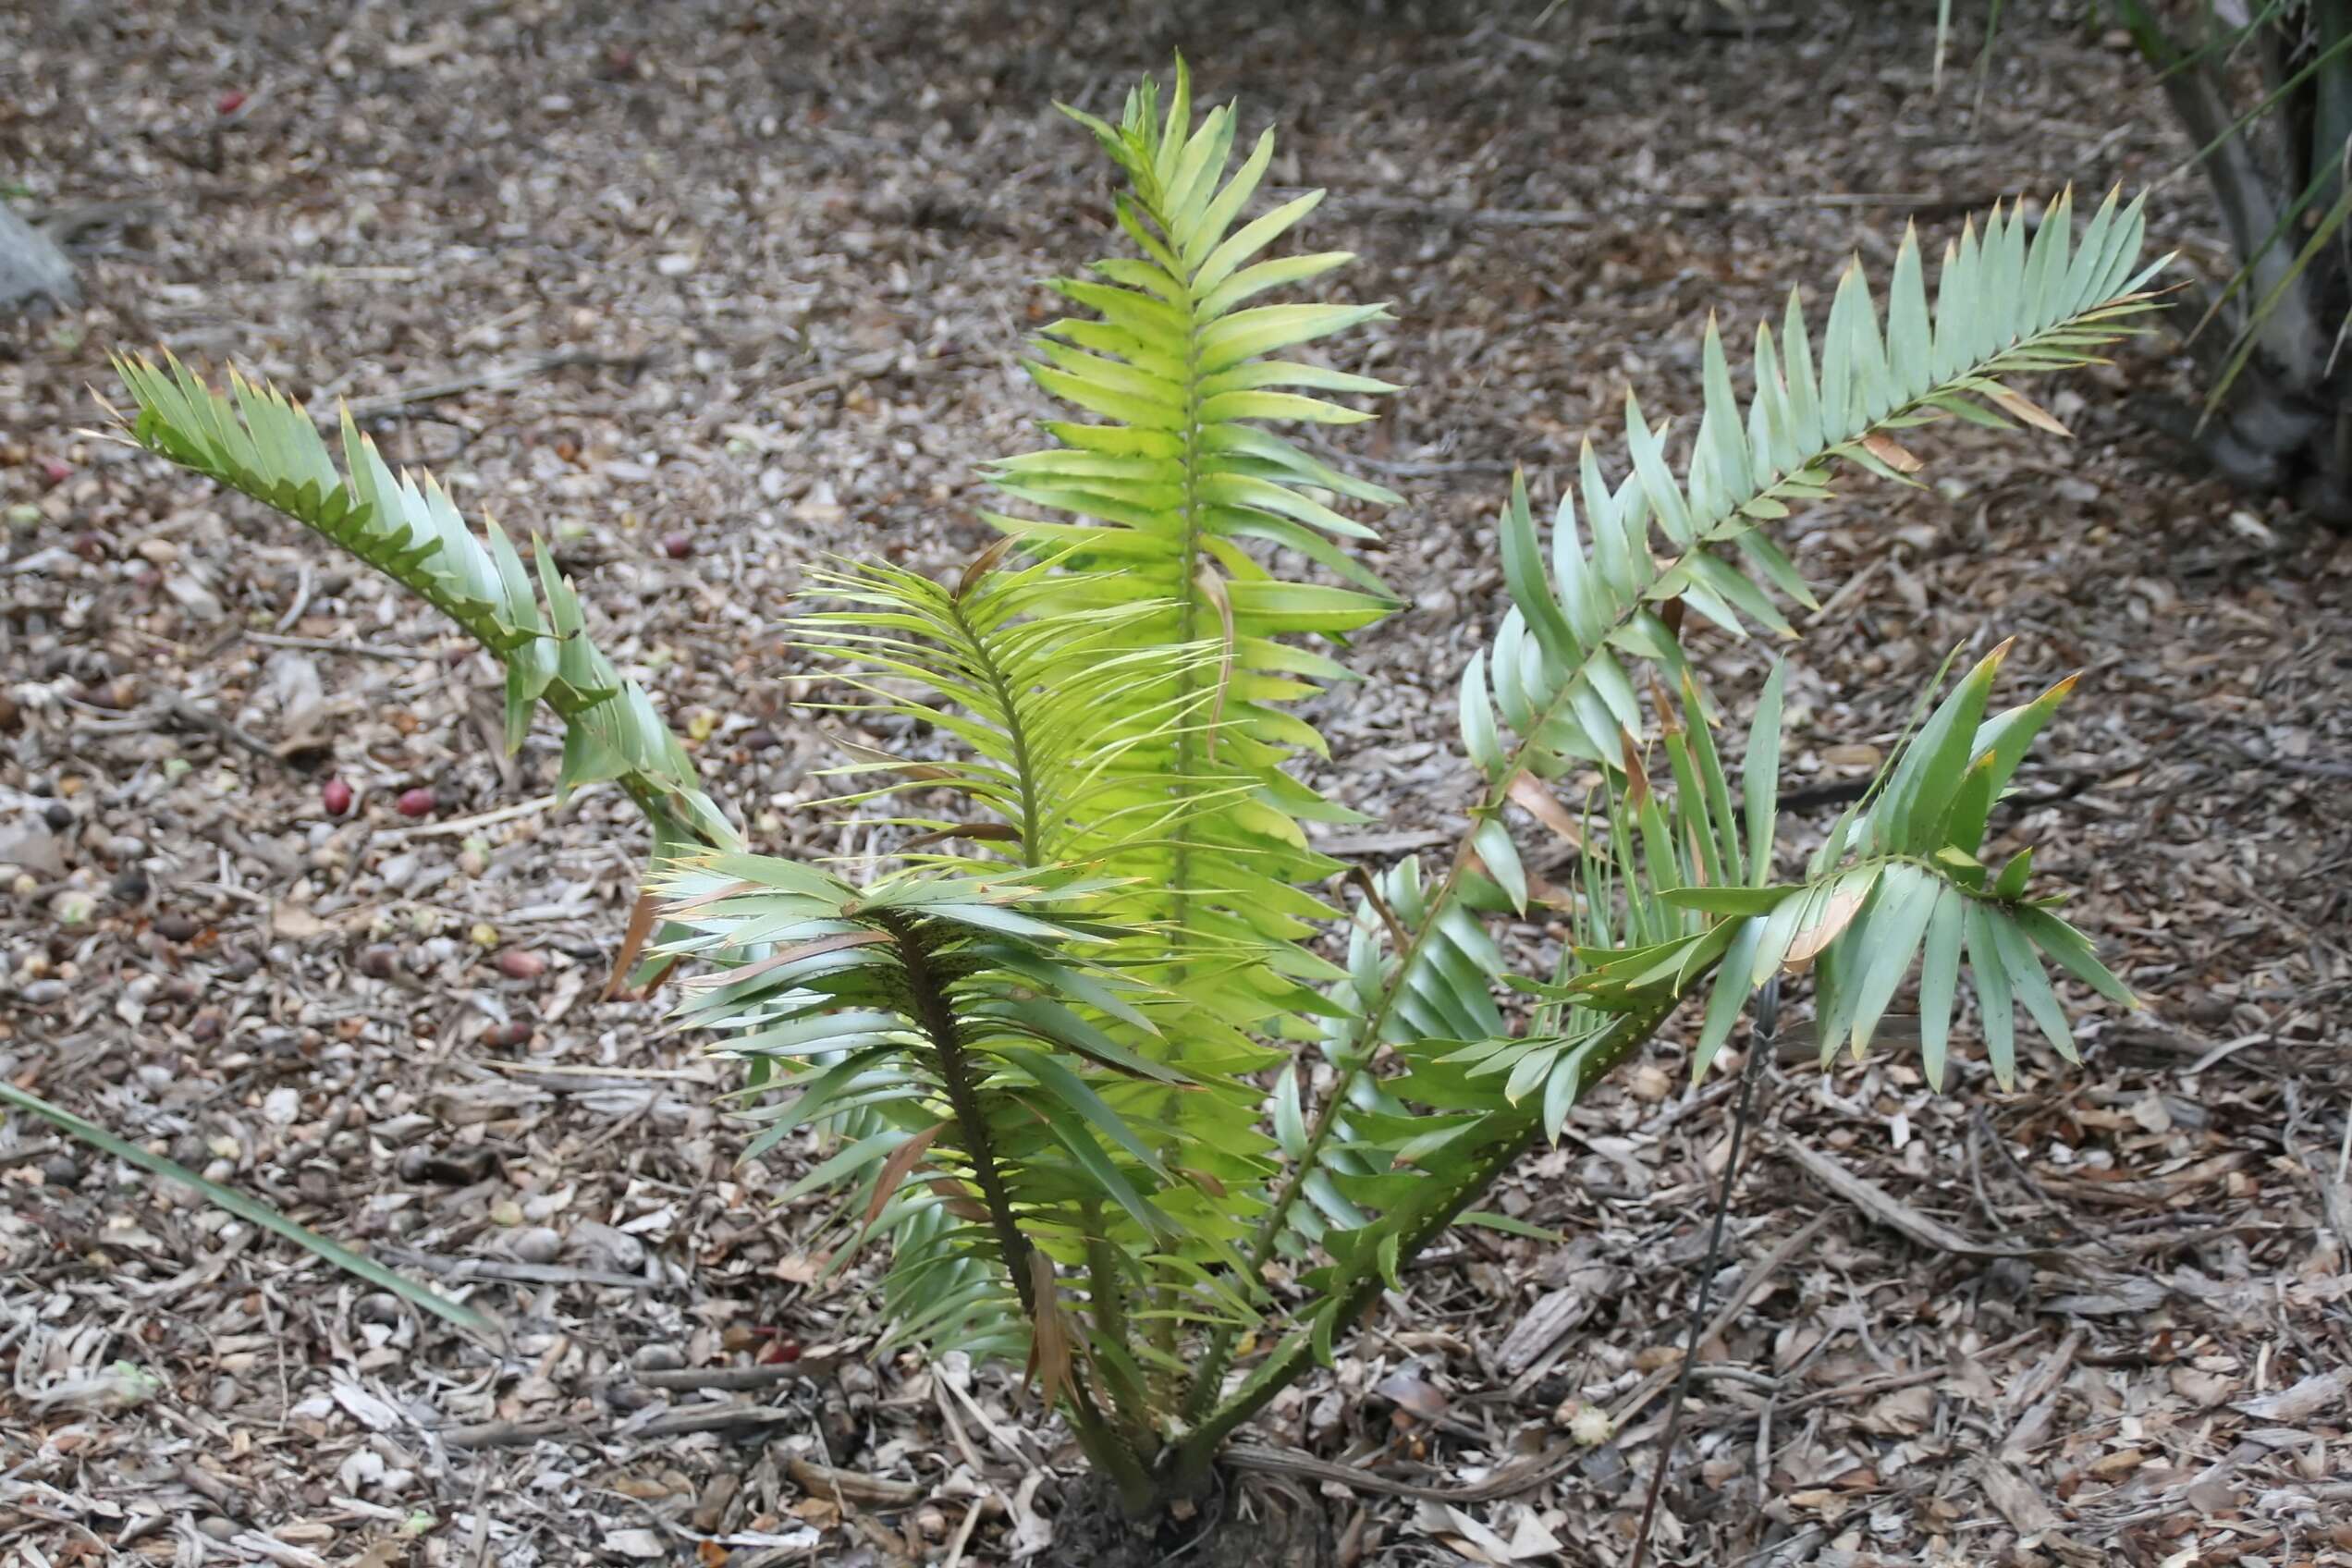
790 549 1224 871
1239 187 2161 1286
988 65 1399 1050
1461 189 2162 799
1224 644 2128 1411
108 352 736 857
1196 195 2163 1405
657 854 1226 1365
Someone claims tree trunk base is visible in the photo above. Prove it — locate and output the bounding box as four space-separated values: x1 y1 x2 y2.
2126 386 2352 530
1054 1468 1340 1568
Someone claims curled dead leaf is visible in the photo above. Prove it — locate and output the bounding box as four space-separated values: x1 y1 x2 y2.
1979 383 2072 437
866 1122 948 1227
956 533 1021 600
1025 1249 1071 1409
603 888 662 1001
1507 775 1583 847
1782 878 1870 972
1861 433 1925 473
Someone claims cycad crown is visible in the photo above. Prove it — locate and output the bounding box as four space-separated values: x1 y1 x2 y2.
104 62 2161 1518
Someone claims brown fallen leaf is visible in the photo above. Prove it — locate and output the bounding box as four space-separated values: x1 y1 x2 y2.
2233 1366 2352 1422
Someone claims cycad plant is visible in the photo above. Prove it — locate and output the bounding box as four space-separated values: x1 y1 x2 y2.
105 64 2162 1536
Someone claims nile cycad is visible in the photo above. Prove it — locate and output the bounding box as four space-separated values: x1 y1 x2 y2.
104 61 2162 1531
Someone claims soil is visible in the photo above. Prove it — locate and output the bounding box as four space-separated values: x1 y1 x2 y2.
3 1 2348 1565
1053 1473 1339 1568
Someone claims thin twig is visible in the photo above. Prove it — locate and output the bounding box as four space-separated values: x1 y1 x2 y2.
2225 734 2352 780
334 347 655 423
374 1244 654 1291
243 630 435 663
365 790 588 846
634 1362 840 1391
1628 976 1778 1568
1344 864 1414 955
1220 1439 1586 1503
160 697 279 761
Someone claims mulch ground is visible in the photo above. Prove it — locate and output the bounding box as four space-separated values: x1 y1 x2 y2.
3 1 2348 1564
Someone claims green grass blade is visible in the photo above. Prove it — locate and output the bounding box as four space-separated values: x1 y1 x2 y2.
0 1082 496 1337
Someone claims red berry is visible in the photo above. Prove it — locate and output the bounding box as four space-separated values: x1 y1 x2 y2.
216 89 247 116
38 459 70 485
395 787 436 818
322 778 354 816
496 949 546 981
659 531 694 559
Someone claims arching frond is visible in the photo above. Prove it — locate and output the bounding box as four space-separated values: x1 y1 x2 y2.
107 353 736 856
1277 189 2156 1218
654 852 1241 1421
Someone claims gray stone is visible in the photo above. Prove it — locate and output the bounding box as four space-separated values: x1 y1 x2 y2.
0 203 77 314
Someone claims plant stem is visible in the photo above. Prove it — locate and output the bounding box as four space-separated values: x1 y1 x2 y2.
1144 185 1216 1385
1627 976 1776 1568
943 590 1046 860
880 911 1159 1511
876 911 1036 1315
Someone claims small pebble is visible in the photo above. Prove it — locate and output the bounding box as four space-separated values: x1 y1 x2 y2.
357 946 398 980
154 913 200 942
512 1227 563 1265
631 1342 686 1373
41 1154 80 1187
41 801 73 831
19 978 67 1006
195 1517 239 1543
483 1018 533 1048
110 867 151 902
395 1147 433 1182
